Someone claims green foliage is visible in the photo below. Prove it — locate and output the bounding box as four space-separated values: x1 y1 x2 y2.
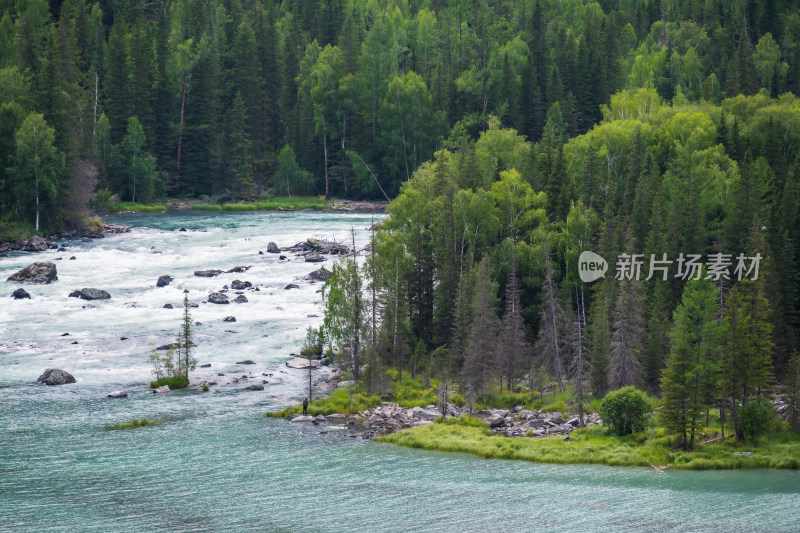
740 396 776 444
267 386 381 417
107 418 163 430
598 387 653 436
149 376 190 389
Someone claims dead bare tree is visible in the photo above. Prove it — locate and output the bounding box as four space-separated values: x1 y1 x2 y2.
536 244 565 391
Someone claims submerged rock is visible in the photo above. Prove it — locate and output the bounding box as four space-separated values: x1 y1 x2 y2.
37 368 76 385
226 266 251 273
235 360 255 365
11 288 31 299
7 262 58 284
284 283 299 290
106 391 128 399
243 384 264 391
208 292 229 304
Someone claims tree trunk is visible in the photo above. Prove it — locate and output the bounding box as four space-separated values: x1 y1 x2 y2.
176 70 188 178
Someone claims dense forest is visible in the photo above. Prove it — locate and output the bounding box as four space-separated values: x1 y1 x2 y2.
2 0 800 444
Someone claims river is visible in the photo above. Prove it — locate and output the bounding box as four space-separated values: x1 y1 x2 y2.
1 211 798 532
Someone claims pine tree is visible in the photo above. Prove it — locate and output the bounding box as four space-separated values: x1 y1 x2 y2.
224 92 253 198
660 277 721 449
500 258 528 392
463 258 500 397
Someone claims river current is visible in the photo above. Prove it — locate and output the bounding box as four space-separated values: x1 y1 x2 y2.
1 211 797 532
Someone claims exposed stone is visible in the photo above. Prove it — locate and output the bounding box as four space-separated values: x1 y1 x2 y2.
267 242 280 253
233 295 248 304
290 415 315 423
208 292 229 304
153 385 170 394
106 391 128 398
156 343 180 350
304 253 325 263
315 415 328 422
195 270 223 277
7 262 58 284
11 288 31 299
163 303 173 309
284 283 300 290
23 235 50 252
243 384 264 391
223 316 237 322
285 357 319 369
77 288 111 300
156 275 173 287
37 368 76 385
231 280 251 290
236 360 255 365
305 267 332 282
226 266 250 273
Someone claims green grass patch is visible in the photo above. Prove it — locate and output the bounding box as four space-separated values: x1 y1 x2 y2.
267 386 382 417
377 423 800 470
0 221 34 244
106 418 163 430
192 197 330 212
102 202 168 212
149 376 189 389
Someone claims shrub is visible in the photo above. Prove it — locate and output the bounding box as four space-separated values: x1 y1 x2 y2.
598 386 652 436
449 393 466 407
740 395 775 444
150 376 189 389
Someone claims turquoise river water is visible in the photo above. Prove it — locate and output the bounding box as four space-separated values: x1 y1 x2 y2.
1 211 798 532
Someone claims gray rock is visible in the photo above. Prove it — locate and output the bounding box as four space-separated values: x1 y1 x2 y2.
325 413 347 422
68 290 81 298
337 380 356 388
195 270 223 277
233 295 248 304
231 280 251 290
7 262 58 284
153 385 170 394
279 255 287 260
106 390 128 398
267 242 280 253
411 407 439 421
163 303 173 309
223 316 237 322
226 266 250 273
731 451 754 456
305 267 332 282
78 288 111 300
37 368 76 385
567 417 581 427
23 235 50 252
290 415 315 423
315 415 328 422
156 275 173 287
11 288 31 299
284 283 299 290
208 292 229 304
236 360 255 365
304 253 325 263
244 385 264 391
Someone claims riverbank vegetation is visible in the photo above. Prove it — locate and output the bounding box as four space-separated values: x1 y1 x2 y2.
377 420 800 470
149 296 195 390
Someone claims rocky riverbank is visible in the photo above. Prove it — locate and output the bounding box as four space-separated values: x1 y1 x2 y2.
284 401 600 439
0 225 131 255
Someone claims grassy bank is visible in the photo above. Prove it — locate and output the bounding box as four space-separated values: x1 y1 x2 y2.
376 421 800 470
95 196 330 213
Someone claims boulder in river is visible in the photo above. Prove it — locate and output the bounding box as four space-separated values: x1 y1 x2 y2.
194 270 223 277
223 316 237 322
284 283 299 290
37 368 76 385
305 267 332 282
285 357 319 369
233 295 248 304
11 288 31 299
23 235 50 252
153 385 170 394
7 262 58 284
267 242 281 253
156 342 180 350
304 253 325 263
77 288 111 300
106 391 128 399
163 303 173 309
156 275 173 287
226 266 251 273
289 415 315 423
231 280 251 290
236 360 255 365
208 292 229 304
243 384 264 391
